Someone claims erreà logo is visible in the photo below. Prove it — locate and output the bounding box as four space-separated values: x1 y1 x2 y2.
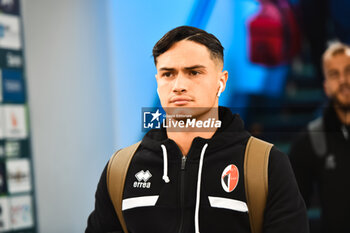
221 164 239 193
134 170 152 189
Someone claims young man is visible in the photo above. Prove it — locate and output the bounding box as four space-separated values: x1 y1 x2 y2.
289 42 350 233
86 26 308 233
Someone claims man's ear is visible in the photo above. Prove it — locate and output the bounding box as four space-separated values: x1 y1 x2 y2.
219 70 228 93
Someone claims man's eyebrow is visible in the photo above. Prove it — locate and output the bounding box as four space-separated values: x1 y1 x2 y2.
327 69 338 75
328 68 337 73
158 65 206 71
159 67 175 71
184 65 206 70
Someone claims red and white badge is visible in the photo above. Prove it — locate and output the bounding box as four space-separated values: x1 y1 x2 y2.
221 164 239 193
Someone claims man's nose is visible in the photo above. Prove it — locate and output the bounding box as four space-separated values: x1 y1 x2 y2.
172 73 188 93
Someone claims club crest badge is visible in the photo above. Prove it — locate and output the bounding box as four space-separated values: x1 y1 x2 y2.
221 164 239 193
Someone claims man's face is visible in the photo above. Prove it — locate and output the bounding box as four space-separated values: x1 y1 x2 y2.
155 40 227 118
323 52 350 110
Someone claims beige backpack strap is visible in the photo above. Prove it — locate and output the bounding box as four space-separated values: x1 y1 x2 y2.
107 141 141 233
244 136 273 233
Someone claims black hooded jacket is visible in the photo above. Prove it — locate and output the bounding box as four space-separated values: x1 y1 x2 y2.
289 103 350 233
86 107 309 233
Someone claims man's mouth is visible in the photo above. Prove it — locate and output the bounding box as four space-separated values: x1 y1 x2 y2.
170 97 192 106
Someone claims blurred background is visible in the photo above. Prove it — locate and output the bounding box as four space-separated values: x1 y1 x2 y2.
0 0 347 232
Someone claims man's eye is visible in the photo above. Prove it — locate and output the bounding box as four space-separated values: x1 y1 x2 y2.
162 72 172 77
190 71 199 76
328 71 339 79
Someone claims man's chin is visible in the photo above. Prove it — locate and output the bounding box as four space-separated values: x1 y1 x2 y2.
164 106 217 120
164 107 194 118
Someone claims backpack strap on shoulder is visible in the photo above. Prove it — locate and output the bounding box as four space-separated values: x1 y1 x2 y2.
107 141 141 233
307 117 326 157
244 136 273 233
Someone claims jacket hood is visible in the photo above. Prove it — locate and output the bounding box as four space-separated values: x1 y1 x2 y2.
141 106 251 156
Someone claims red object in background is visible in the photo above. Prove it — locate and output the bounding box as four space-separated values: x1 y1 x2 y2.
276 0 301 59
249 2 284 66
248 0 301 66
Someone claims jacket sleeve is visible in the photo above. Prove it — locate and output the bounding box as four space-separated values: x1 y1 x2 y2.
288 132 317 208
85 162 124 233
263 147 309 233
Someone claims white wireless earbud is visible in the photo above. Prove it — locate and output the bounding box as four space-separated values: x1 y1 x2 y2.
217 81 224 97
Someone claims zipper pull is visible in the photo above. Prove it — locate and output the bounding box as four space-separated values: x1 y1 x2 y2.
181 156 187 170
341 125 349 140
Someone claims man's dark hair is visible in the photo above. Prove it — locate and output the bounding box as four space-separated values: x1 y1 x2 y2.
153 26 224 65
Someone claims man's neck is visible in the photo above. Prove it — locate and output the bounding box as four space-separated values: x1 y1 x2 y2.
166 108 219 156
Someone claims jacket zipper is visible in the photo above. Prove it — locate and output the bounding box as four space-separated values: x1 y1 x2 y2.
341 125 349 140
178 155 187 233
